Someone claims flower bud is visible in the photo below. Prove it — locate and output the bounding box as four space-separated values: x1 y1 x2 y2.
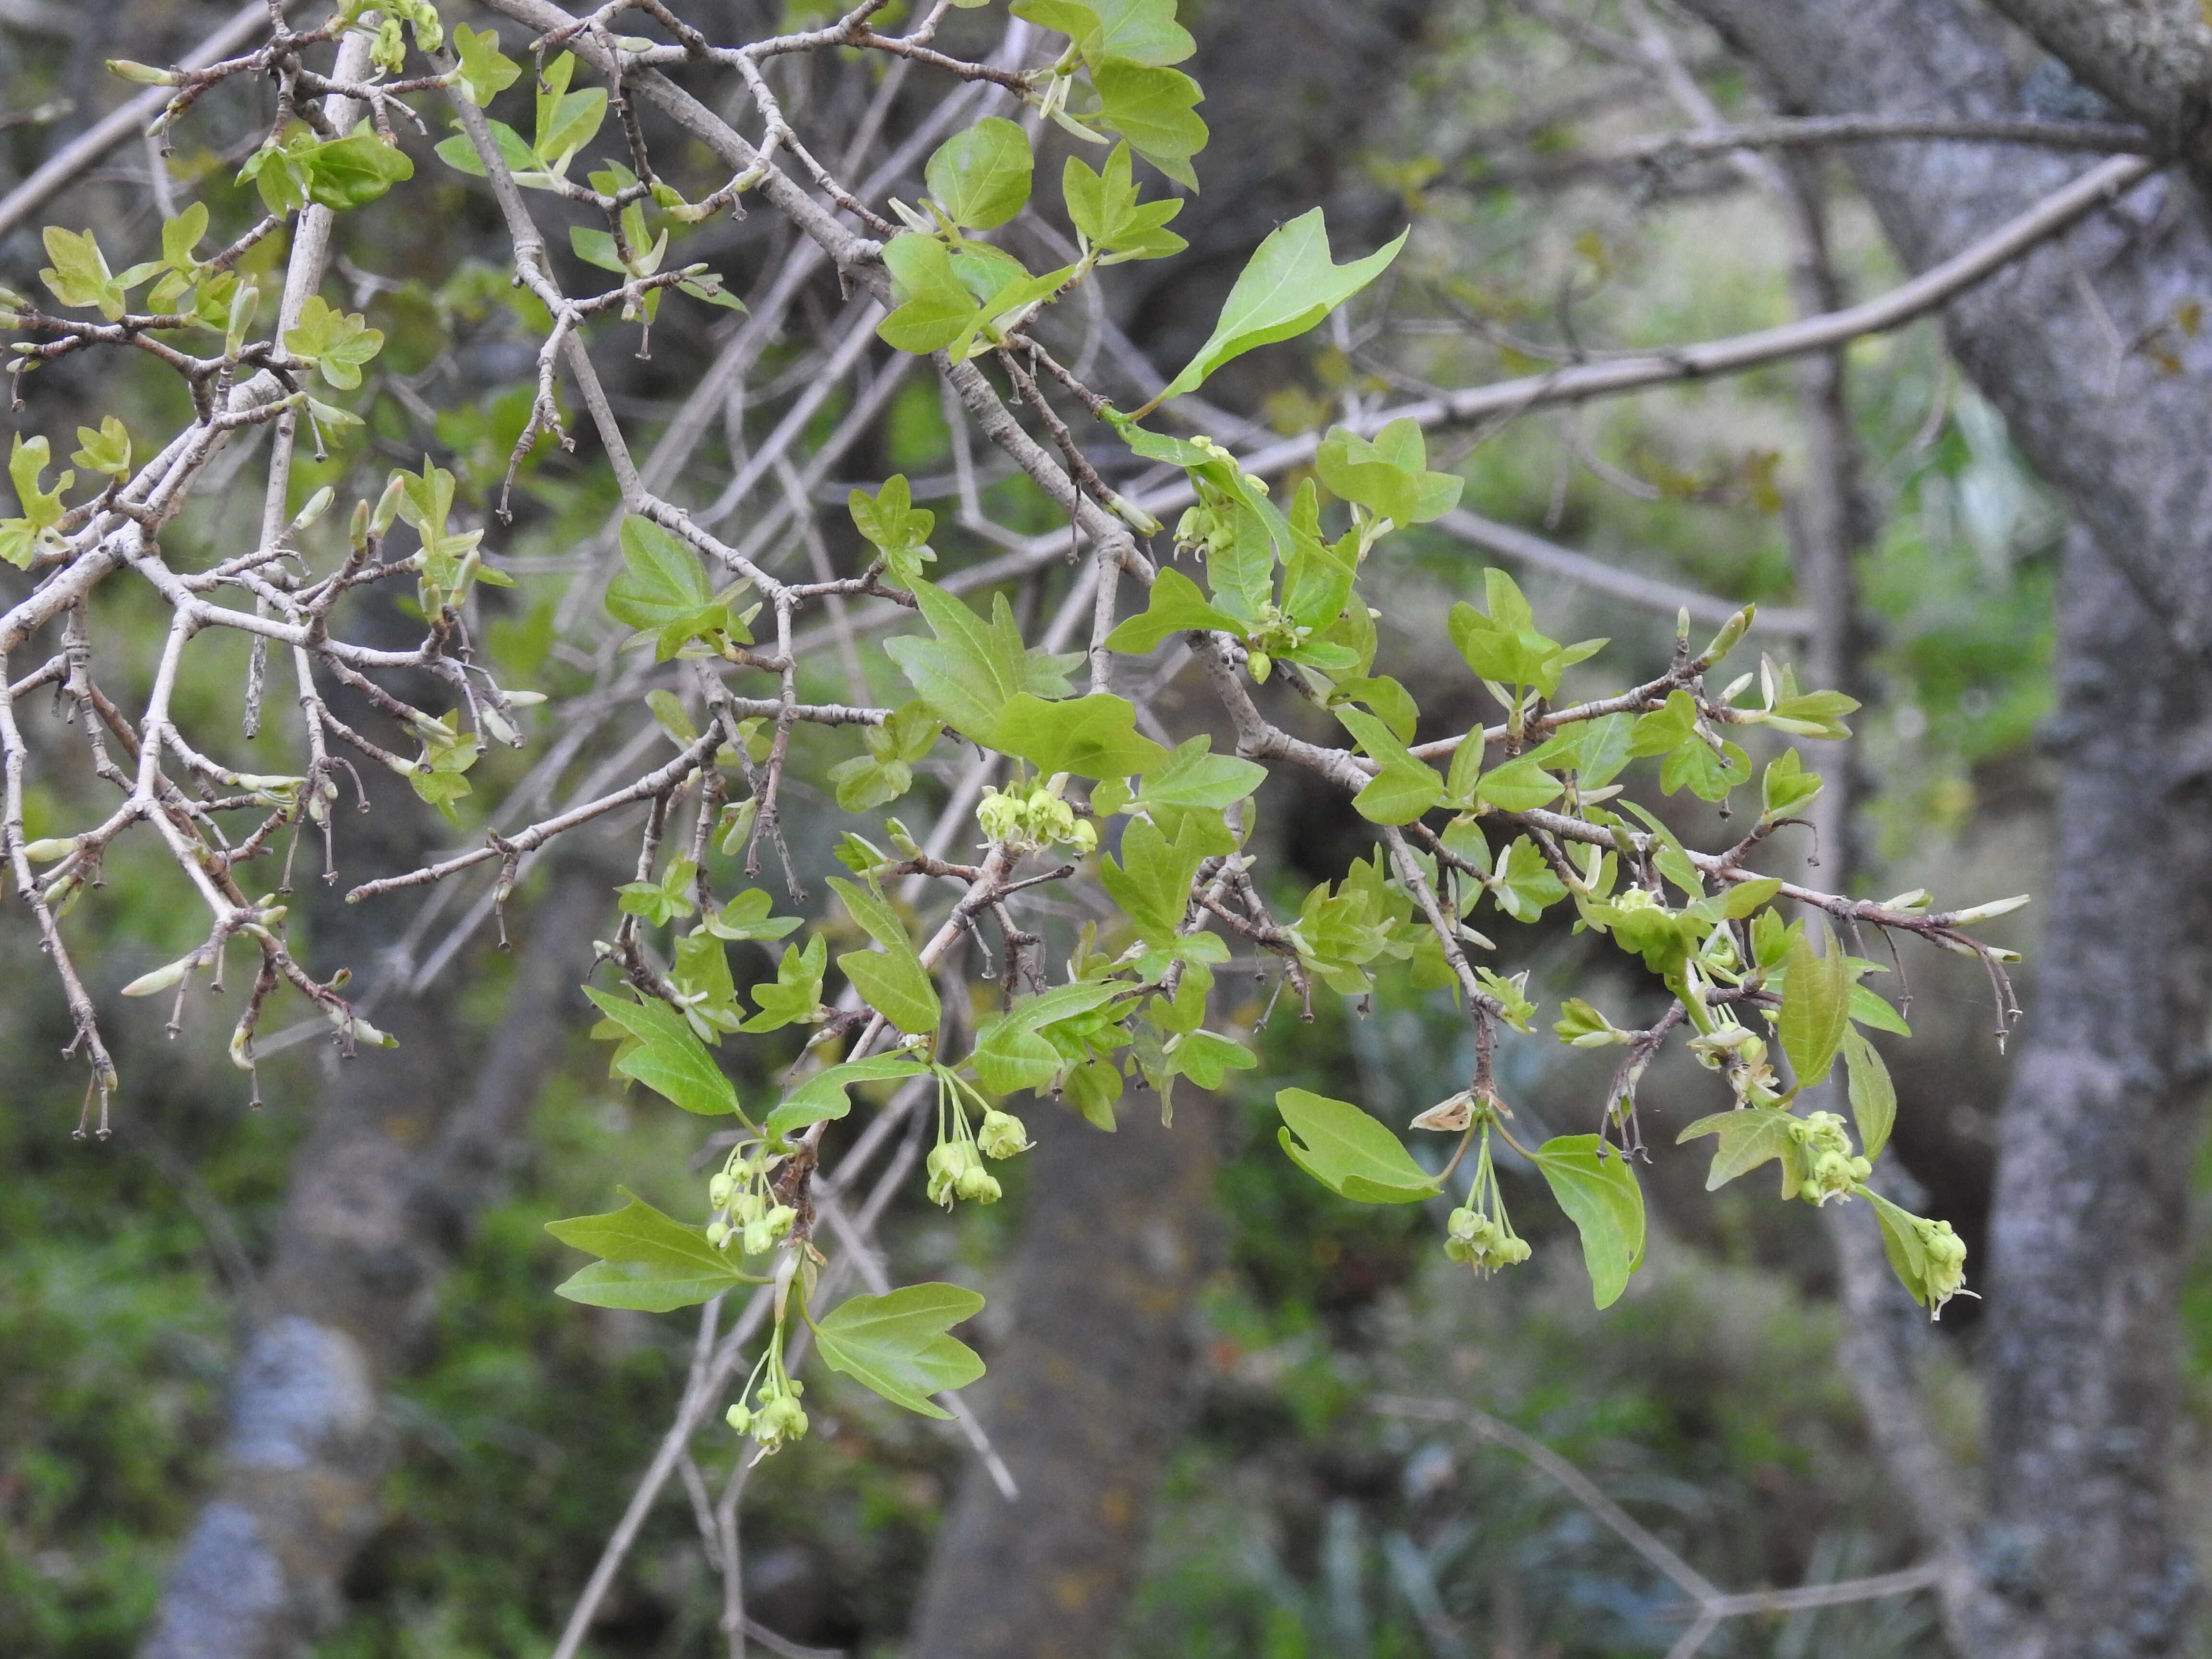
705 1219 731 1248
708 1172 735 1210
742 1220 773 1256
977 1109 1030 1160
955 1165 1003 1204
725 1402 753 1434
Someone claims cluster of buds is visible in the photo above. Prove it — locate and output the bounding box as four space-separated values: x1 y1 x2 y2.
926 1139 1002 1207
726 1327 808 1456
705 1143 798 1257
1168 438 1261 560
1789 1110 1872 1205
1441 1121 1532 1277
1915 1215 1971 1316
927 1069 1031 1209
1445 1204 1532 1274
976 777 1096 854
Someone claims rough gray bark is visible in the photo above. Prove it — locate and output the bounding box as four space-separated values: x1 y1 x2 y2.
137 873 605 1659
904 1085 1223 1659
1982 0 2212 172
1677 0 2212 1652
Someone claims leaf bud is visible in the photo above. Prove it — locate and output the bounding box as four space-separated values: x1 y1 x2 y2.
21 837 74 863
370 472 408 536
108 59 180 85
120 956 193 998
1946 893 2031 925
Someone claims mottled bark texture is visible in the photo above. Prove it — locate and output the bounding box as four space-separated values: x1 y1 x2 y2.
905 1085 1224 1659
138 873 605 1659
1679 1 2212 1652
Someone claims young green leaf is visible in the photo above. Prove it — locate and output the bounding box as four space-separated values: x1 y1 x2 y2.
283 294 385 391
1337 706 1443 827
451 22 521 107
925 116 1034 230
830 877 942 1037
1089 58 1208 190
1102 565 1247 654
1099 815 1210 948
812 1283 986 1418
848 474 937 588
1316 418 1464 527
1274 1088 1437 1204
69 416 132 479
1840 1025 1896 1161
1061 143 1187 260
1153 210 1407 406
878 231 982 354
298 126 416 210
1127 737 1265 812
1677 1105 1797 1190
744 936 828 1032
1474 756 1562 814
533 52 606 169
765 1054 930 1140
583 986 740 1116
548 1190 759 1311
1530 1135 1646 1309
970 981 1123 1094
1778 921 1850 1089
884 581 1082 738
991 692 1168 780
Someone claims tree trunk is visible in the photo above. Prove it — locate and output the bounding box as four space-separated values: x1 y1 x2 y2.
137 872 606 1658
905 1084 1223 1659
1678 0 2212 1651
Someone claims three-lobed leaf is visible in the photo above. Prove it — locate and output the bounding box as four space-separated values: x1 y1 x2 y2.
546 1190 757 1311
812 1284 986 1418
584 987 740 1117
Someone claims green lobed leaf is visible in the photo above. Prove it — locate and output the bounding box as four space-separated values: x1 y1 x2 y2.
1099 814 1209 947
1128 737 1265 811
1089 58 1208 190
812 1284 986 1418
1103 565 1246 654
884 581 1082 737
585 987 741 1116
1677 1106 1797 1191
992 692 1168 779
970 981 1122 1094
1530 1135 1646 1308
